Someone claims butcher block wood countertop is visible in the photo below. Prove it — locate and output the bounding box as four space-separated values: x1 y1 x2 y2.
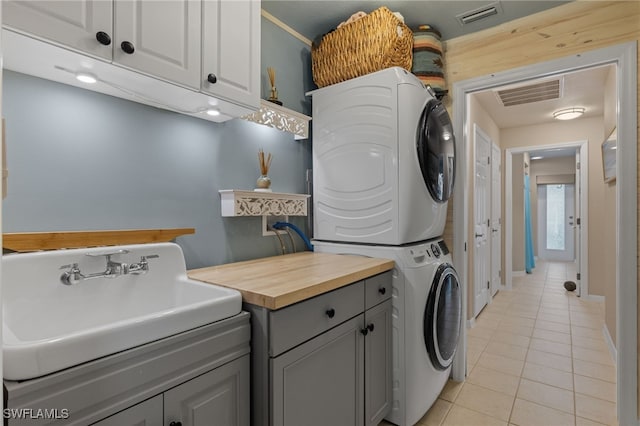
188 252 394 310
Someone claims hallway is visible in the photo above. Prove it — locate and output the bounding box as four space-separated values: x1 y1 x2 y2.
418 261 616 426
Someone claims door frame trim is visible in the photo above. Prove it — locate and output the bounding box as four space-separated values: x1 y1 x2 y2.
451 42 637 424
505 140 588 295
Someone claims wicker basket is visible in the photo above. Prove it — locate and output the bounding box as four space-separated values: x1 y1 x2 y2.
311 7 413 88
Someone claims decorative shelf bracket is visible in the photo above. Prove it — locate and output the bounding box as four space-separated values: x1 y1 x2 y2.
219 190 310 217
241 100 311 140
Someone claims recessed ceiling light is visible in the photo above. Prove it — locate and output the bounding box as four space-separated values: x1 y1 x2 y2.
206 108 220 116
530 156 543 160
75 72 97 84
553 107 585 120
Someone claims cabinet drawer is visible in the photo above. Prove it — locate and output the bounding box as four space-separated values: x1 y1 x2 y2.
365 271 392 310
270 280 365 356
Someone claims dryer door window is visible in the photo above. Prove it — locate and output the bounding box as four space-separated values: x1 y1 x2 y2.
424 264 462 370
416 99 456 203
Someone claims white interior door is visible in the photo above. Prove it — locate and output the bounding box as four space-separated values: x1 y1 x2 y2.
537 183 575 262
574 150 582 296
473 125 491 317
490 143 502 296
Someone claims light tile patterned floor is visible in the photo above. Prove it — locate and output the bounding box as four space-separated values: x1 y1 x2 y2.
380 261 617 426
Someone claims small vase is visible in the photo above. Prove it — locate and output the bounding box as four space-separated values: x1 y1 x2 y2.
256 175 272 191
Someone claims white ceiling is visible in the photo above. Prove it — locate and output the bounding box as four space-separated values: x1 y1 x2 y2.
472 64 613 129
262 0 570 42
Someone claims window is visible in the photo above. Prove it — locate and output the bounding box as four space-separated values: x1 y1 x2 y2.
546 184 565 250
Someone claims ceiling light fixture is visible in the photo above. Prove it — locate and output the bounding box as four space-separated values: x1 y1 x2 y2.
553 107 585 120
205 108 220 116
75 72 97 84
530 156 543 160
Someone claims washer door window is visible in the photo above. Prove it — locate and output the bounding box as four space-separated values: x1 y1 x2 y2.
416 99 456 203
424 264 462 370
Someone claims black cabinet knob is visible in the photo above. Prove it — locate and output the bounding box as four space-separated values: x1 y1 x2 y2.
378 287 386 295
121 41 135 54
367 323 375 332
360 328 368 336
207 73 218 84
325 308 335 318
95 31 111 46
169 422 182 426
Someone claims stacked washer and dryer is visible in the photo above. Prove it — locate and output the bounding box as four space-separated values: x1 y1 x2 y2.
310 67 462 426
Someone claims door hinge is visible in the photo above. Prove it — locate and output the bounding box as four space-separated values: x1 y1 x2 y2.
487 219 490 227
487 281 490 289
577 273 581 281
577 218 581 225
576 162 581 170
488 156 491 164
464 242 467 252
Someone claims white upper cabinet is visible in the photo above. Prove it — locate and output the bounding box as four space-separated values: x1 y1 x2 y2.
3 0 113 61
202 0 260 108
2 0 259 112
114 0 201 90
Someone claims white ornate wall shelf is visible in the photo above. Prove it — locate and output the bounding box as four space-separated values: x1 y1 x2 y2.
219 190 310 217
241 100 311 140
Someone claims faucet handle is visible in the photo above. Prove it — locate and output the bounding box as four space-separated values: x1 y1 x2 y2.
59 263 79 270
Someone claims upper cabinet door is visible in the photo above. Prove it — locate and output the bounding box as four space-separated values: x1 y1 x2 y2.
3 0 113 60
113 0 201 90
202 0 260 109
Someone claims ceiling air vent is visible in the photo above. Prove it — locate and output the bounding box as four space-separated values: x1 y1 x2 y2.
457 2 502 25
495 79 562 107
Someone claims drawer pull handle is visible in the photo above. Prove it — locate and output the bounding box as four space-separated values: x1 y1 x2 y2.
95 31 111 46
378 287 386 295
367 323 375 332
207 73 218 84
325 308 335 318
121 41 135 54
360 327 368 336
169 422 183 426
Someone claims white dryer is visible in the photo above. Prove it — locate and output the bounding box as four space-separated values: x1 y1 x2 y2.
314 239 462 426
310 67 456 245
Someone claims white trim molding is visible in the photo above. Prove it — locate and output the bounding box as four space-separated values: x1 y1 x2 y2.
452 42 637 424
602 324 617 365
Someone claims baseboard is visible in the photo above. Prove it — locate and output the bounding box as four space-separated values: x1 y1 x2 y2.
512 270 526 277
585 294 605 303
467 318 476 329
602 324 617 365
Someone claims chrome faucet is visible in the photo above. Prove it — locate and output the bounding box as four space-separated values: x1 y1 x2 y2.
59 250 159 285
127 255 160 275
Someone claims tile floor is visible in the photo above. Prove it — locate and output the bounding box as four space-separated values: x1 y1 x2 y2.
382 260 617 426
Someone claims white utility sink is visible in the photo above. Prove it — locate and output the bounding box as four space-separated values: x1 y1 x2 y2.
2 242 242 381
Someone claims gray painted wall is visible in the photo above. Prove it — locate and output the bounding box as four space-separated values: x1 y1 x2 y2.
2 70 311 269
260 17 314 114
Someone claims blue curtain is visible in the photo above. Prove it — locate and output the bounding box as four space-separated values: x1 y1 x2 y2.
524 174 536 273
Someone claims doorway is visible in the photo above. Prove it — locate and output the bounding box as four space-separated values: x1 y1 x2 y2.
538 183 575 262
451 42 637 424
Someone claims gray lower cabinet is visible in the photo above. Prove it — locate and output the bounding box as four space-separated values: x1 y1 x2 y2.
272 315 365 426
4 312 251 426
165 355 250 426
91 396 163 426
246 271 392 426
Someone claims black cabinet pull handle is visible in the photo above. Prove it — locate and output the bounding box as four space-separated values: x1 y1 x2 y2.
325 308 335 318
360 328 368 336
378 287 386 295
96 31 111 46
207 73 217 84
169 422 182 426
367 323 375 332
121 41 135 54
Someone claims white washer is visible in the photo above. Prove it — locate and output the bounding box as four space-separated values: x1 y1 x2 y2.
314 239 462 426
309 67 456 245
